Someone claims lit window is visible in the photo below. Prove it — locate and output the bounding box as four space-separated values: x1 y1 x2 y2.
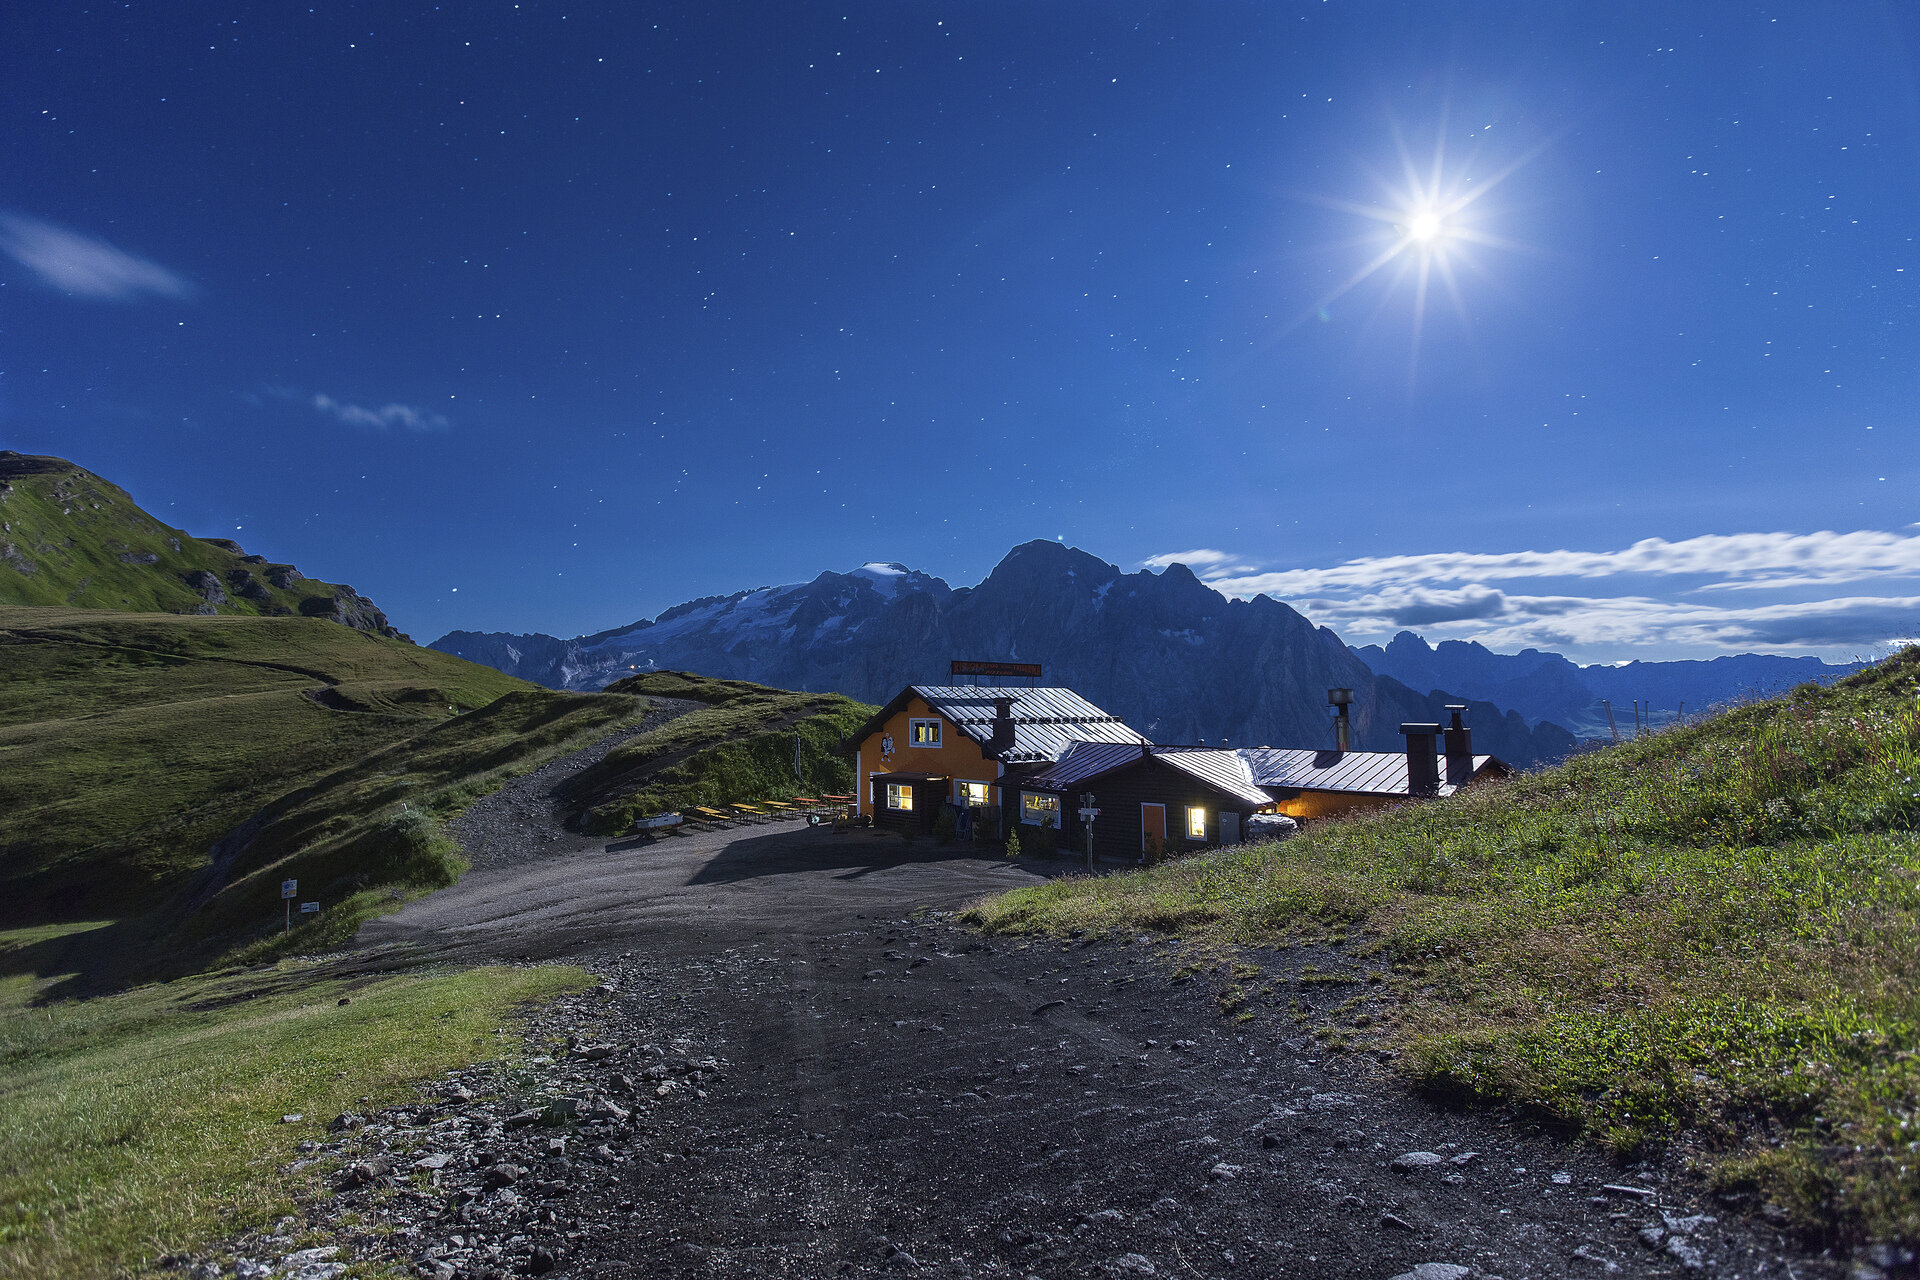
908 719 942 747
1186 806 1208 839
956 780 991 806
1021 792 1061 826
886 783 914 811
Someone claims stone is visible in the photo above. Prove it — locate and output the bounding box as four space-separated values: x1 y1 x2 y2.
526 1246 559 1274
328 1112 367 1133
670 1242 709 1262
1448 1151 1478 1166
885 1251 920 1269
1380 1212 1418 1231
1207 1163 1243 1180
413 1153 452 1170
1387 1266 1471 1280
281 1114 304 1124
482 1164 525 1189
1663 1236 1705 1269
1392 1151 1446 1173
1105 1255 1157 1277
1636 1226 1665 1249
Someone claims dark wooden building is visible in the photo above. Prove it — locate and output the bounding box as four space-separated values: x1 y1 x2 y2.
1014 741 1274 863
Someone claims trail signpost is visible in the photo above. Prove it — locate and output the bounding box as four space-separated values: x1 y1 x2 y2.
1078 793 1100 870
281 878 297 934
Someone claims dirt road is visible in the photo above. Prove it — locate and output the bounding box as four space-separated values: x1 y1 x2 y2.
341 821 1825 1280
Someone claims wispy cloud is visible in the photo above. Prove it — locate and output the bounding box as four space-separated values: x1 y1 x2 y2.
1146 528 1920 657
1292 587 1920 650
311 393 448 432
0 213 195 301
1139 548 1257 574
1193 529 1920 597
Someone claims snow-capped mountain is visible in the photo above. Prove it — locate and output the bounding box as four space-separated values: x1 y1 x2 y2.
431 542 1577 766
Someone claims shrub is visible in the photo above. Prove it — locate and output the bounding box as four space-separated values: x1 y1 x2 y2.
932 804 957 846
1004 827 1022 860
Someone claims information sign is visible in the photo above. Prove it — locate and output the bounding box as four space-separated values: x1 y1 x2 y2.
281 879 298 899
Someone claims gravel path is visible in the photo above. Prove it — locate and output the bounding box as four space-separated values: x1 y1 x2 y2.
449 696 704 870
175 797 1851 1279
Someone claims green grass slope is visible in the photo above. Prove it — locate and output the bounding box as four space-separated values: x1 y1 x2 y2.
0 608 630 937
969 650 1920 1247
0 452 404 637
559 671 874 833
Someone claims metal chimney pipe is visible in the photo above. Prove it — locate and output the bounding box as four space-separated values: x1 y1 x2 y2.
1401 722 1441 797
1443 705 1472 786
1328 688 1353 754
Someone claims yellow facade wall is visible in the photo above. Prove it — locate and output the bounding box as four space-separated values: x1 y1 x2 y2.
853 695 1002 816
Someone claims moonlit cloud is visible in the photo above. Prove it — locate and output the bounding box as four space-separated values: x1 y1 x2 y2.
1194 530 1920 597
1147 528 1920 657
0 213 196 301
311 393 448 432
1139 549 1257 574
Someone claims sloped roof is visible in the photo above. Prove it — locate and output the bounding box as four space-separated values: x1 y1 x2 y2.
1019 739 1150 791
1019 743 1271 808
1151 748 1275 808
850 685 1147 765
1239 747 1498 798
907 685 1147 764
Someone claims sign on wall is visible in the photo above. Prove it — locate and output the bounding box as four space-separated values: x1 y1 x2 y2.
950 660 1043 678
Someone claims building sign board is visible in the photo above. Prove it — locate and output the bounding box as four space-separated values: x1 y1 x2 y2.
281 879 298 899
950 660 1043 679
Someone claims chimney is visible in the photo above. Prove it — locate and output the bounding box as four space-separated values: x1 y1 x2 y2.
1444 705 1473 786
1401 722 1441 797
1328 688 1353 754
988 696 1015 756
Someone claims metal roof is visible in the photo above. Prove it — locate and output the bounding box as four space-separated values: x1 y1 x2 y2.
1019 739 1150 791
907 685 1148 764
1238 748 1497 798
1151 748 1275 808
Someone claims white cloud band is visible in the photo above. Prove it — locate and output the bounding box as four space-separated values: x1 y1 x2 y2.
312 393 447 432
0 213 195 301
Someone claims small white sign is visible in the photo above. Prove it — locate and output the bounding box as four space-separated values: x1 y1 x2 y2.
281 879 298 899
1078 808 1101 820
300 901 320 914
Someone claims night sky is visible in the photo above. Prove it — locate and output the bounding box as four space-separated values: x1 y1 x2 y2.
4 3 1917 662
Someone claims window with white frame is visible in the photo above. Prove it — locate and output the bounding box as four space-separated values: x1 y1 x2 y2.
1021 791 1061 826
908 718 942 747
1186 806 1208 839
886 782 915 811
956 780 992 807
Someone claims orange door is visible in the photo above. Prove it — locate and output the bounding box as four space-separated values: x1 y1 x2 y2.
1141 803 1166 853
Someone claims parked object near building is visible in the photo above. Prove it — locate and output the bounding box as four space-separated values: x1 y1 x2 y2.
844 684 1147 835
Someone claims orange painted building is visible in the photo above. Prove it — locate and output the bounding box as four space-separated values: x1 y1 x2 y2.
845 685 1146 833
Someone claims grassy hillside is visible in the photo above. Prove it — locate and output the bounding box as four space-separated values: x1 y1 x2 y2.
0 608 634 940
969 649 1920 1247
561 671 874 833
0 452 404 637
0 942 587 1279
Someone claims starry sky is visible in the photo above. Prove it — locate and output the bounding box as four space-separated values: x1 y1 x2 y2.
3 2 1917 662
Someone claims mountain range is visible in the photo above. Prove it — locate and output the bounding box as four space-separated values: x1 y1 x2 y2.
1355 632 1861 738
433 541 1578 766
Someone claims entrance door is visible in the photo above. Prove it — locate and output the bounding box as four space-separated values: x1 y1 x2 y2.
1141 803 1166 858
1219 811 1240 845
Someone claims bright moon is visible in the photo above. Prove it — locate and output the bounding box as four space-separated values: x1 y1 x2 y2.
1406 210 1444 243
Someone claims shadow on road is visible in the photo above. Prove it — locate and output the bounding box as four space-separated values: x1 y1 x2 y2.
682 827 1015 886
